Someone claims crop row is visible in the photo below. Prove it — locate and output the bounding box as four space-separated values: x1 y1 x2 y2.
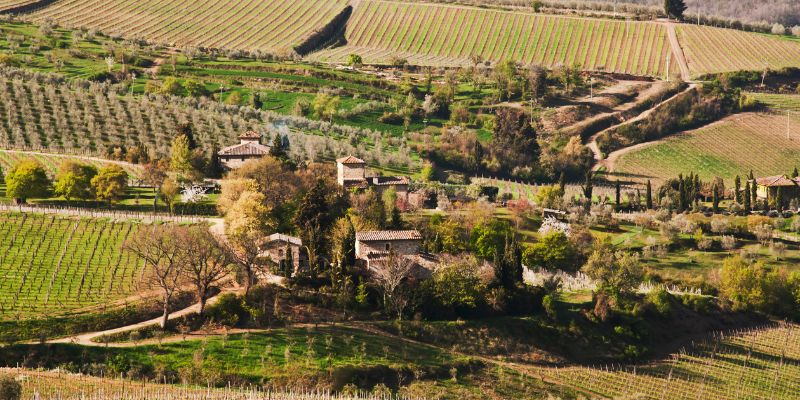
746 92 800 112
26 0 349 54
0 212 144 318
311 0 676 76
613 112 800 186
537 323 800 399
0 149 143 180
678 25 800 77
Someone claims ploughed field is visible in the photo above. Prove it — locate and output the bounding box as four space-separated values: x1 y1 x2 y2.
25 0 350 54
0 212 144 317
610 112 800 186
310 0 678 77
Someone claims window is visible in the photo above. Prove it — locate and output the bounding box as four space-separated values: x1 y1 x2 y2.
385 243 391 251
278 249 284 257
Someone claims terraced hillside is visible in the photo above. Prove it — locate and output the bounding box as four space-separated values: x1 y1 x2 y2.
610 112 800 186
26 0 350 54
311 0 678 77
0 213 144 317
678 25 800 77
0 0 37 12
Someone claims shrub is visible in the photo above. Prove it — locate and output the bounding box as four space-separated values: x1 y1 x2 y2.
542 294 557 320
771 23 787 35
0 375 21 400
646 287 673 315
720 235 737 250
205 293 248 327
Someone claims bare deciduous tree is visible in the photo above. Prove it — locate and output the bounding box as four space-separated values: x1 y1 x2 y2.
179 226 233 315
371 251 415 320
124 225 185 329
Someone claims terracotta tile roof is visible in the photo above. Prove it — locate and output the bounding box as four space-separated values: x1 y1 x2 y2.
356 230 422 241
372 176 410 186
336 155 366 165
218 142 270 157
239 130 261 140
755 175 799 187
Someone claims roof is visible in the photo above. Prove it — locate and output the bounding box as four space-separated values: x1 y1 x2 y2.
755 175 800 187
356 230 422 241
336 155 366 165
218 142 271 157
239 130 261 140
264 233 302 246
372 176 410 186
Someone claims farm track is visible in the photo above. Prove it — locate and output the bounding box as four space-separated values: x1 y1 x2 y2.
588 83 698 172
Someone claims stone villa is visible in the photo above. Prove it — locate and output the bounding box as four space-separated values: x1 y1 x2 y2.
259 233 307 276
218 131 271 170
754 175 800 209
355 230 435 275
336 156 410 198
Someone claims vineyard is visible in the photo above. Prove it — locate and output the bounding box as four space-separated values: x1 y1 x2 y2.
747 92 800 112
0 149 143 180
0 69 415 169
25 0 350 55
0 212 144 318
677 25 800 77
310 0 678 77
0 0 35 12
610 112 800 186
536 323 800 399
7 369 422 399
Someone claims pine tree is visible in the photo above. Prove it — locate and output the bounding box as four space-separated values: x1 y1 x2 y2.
734 176 742 204
646 180 653 209
615 180 621 211
664 0 688 20
712 183 719 213
743 182 751 214
390 206 403 229
270 134 287 159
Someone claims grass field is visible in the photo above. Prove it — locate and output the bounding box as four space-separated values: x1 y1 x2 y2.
311 0 678 77
678 25 800 77
0 212 144 318
611 112 800 186
26 0 350 55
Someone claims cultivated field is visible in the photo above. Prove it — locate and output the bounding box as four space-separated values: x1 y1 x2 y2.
311 0 678 77
26 0 350 54
610 112 800 186
0 212 144 317
748 92 800 112
538 323 800 399
0 0 35 12
677 25 800 77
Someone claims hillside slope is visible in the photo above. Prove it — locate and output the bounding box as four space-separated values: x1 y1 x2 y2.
310 0 679 77
25 0 350 54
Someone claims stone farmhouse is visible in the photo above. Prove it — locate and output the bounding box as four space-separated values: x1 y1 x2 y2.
218 131 271 170
355 230 435 275
259 233 307 276
754 175 800 208
336 156 410 198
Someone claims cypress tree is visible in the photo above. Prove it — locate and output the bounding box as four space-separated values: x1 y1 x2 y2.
558 171 566 198
646 180 653 209
284 243 294 277
751 178 758 209
776 187 784 212
582 171 593 202
664 0 688 20
743 182 751 214
615 180 621 211
734 176 742 204
712 183 719 213
792 167 799 178
678 179 687 212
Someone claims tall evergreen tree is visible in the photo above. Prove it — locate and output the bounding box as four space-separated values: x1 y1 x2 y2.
582 171 593 202
712 183 720 213
751 178 758 209
743 182 751 214
270 134 287 160
615 180 621 211
646 180 653 209
734 176 742 204
678 178 687 212
177 122 197 150
205 145 224 179
776 187 784 212
558 171 566 198
792 167 799 178
664 0 688 20
338 217 357 269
